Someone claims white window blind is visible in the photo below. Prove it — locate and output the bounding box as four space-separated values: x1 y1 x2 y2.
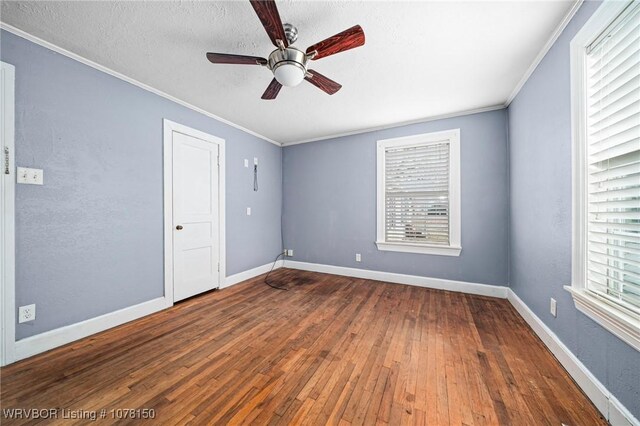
384 141 450 245
586 2 640 313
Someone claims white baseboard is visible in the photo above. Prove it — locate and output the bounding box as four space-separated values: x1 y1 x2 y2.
507 289 639 426
223 260 283 289
13 296 171 363
9 260 285 364
284 261 638 424
609 393 640 426
284 260 508 298
8 261 637 426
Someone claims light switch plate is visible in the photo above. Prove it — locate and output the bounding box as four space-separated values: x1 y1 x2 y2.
246 207 251 216
19 304 36 323
356 253 362 262
244 159 249 168
17 167 44 185
550 298 557 317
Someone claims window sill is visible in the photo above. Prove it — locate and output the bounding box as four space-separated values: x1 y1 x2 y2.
564 286 640 352
375 241 461 257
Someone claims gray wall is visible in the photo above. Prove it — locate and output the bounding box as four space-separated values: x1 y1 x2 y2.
1 30 282 339
283 109 509 286
508 1 639 417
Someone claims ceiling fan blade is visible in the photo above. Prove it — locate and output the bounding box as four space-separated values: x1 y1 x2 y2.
249 0 288 48
304 69 342 95
261 78 282 100
207 52 268 65
306 25 365 60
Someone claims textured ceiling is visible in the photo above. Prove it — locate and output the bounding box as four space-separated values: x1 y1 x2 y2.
0 1 575 144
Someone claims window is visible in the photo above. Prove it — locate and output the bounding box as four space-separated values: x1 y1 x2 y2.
376 129 461 256
569 0 640 351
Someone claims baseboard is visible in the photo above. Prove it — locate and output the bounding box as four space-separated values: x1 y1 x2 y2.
284 260 508 298
8 263 637 425
507 289 639 426
609 393 640 426
223 260 283 289
13 296 171 363
9 260 285 364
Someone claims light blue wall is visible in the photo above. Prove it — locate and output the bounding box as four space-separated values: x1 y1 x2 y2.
1 30 282 339
283 109 509 286
508 1 639 418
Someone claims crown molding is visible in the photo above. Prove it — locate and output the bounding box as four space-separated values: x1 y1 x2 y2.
505 0 584 106
2 0 584 149
281 104 506 146
0 22 282 147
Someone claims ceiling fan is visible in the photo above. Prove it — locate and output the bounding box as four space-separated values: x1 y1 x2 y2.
206 0 365 100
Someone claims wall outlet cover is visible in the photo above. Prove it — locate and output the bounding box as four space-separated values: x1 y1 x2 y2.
246 207 251 216
18 304 36 323
356 253 362 262
244 159 249 168
254 157 259 165
550 298 557 317
287 249 293 257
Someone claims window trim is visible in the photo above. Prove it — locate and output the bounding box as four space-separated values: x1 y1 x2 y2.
568 0 640 352
376 129 461 256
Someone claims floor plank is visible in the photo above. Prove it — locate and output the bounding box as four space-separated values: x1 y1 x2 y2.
0 268 606 425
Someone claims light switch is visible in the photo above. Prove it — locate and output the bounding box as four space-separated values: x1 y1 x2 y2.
246 207 251 216
244 159 249 168
17 167 44 185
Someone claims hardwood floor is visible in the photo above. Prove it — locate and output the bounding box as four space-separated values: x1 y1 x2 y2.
1 268 605 425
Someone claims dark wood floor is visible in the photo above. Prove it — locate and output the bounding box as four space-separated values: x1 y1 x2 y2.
1 268 605 425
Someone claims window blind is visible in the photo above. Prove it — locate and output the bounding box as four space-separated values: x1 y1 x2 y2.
586 2 640 313
385 141 450 245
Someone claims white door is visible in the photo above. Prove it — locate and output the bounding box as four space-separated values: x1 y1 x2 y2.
172 131 220 301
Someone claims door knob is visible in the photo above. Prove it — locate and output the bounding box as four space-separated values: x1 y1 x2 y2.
176 225 183 230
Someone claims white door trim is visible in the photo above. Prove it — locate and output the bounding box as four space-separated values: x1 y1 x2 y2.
1 61 16 366
163 119 226 302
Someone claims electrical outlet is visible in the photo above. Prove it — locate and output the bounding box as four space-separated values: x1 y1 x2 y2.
550 298 557 317
19 304 36 323
287 249 293 257
355 253 362 262
254 157 259 166
246 207 251 216
244 159 249 168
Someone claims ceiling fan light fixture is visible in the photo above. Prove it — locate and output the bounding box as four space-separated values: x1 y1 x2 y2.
274 62 306 87
269 47 308 87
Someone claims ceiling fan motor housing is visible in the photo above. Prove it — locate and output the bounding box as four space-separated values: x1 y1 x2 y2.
268 47 308 87
283 23 298 45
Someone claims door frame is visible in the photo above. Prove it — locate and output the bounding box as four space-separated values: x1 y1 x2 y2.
163 119 226 302
1 61 16 366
